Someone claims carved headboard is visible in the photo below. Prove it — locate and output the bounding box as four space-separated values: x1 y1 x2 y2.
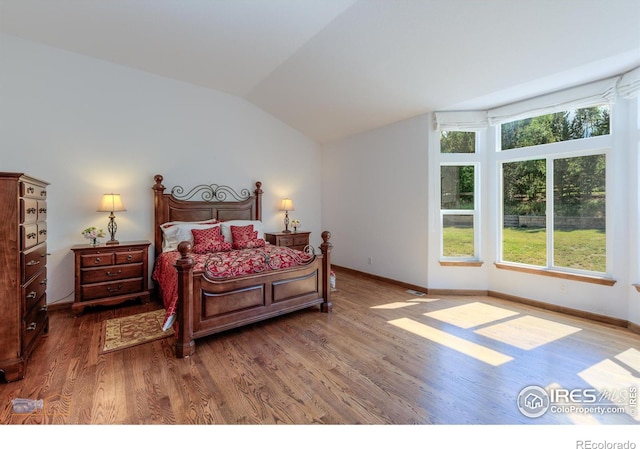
152 174 263 258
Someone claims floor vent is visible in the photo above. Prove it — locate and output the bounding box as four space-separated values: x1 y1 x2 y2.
406 289 426 297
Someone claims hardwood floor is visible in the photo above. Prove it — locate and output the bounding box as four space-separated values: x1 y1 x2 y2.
1 267 638 425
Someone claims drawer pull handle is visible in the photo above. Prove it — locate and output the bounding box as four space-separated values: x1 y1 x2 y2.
40 305 48 312
106 270 122 277
39 229 47 235
27 187 34 194
26 260 40 266
40 191 46 197
27 232 37 239
40 278 47 285
94 257 101 264
27 291 37 299
127 255 133 261
39 208 47 213
27 207 36 214
106 285 122 293
26 322 37 331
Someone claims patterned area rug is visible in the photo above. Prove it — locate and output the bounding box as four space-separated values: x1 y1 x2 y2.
100 309 174 354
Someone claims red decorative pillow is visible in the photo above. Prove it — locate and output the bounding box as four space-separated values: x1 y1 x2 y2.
233 238 266 250
192 226 223 244
191 226 230 253
230 224 255 243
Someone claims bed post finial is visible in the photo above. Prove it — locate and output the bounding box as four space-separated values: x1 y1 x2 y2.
254 181 263 221
320 231 333 313
153 174 164 191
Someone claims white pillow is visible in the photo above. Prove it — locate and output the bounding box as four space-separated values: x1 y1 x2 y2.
160 219 220 252
220 220 264 243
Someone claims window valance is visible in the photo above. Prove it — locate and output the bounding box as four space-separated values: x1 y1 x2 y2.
486 76 619 125
434 111 488 131
618 66 640 99
434 66 639 130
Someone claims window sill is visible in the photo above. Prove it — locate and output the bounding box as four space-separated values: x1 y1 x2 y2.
494 262 616 286
439 260 484 267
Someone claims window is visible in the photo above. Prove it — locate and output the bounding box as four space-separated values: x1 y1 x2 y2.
441 165 476 258
439 128 480 261
499 105 609 274
501 105 610 151
441 130 475 153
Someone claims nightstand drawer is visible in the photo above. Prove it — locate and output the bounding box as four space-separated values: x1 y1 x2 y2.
265 232 311 250
81 263 143 284
81 278 144 301
293 235 308 245
80 252 115 268
115 249 144 264
278 236 294 246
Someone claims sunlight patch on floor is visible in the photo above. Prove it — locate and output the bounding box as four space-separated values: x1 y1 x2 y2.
578 354 640 421
371 302 420 310
388 317 513 366
424 302 519 329
615 347 640 372
474 315 581 350
407 297 441 303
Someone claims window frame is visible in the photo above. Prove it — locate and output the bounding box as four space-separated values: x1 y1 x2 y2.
495 110 612 277
437 130 483 263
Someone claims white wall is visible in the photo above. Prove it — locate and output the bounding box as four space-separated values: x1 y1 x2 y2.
0 34 323 307
322 100 640 325
322 115 430 287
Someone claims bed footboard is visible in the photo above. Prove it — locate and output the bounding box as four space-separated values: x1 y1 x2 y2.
173 231 333 358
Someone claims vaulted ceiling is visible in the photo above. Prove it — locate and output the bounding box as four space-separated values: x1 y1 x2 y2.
1 0 639 144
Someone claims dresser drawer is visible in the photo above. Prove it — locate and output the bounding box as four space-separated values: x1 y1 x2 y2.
22 243 47 283
23 295 47 352
21 223 39 249
80 252 115 268
81 278 144 301
37 201 47 222
23 268 47 313
21 181 47 199
81 263 143 284
37 222 47 244
21 198 39 224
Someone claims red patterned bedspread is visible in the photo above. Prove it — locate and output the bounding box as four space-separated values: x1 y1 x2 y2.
152 244 314 330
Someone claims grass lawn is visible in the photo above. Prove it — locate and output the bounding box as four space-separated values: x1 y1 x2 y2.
443 226 606 272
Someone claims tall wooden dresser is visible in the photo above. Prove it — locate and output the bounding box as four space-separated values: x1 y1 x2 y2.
0 173 49 382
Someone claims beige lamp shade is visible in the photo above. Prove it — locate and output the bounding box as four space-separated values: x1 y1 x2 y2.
97 193 126 212
280 198 294 211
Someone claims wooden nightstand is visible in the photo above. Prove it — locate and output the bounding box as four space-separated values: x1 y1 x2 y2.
264 231 310 251
71 240 151 314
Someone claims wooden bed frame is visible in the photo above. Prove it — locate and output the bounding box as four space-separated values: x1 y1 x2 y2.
152 174 333 358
